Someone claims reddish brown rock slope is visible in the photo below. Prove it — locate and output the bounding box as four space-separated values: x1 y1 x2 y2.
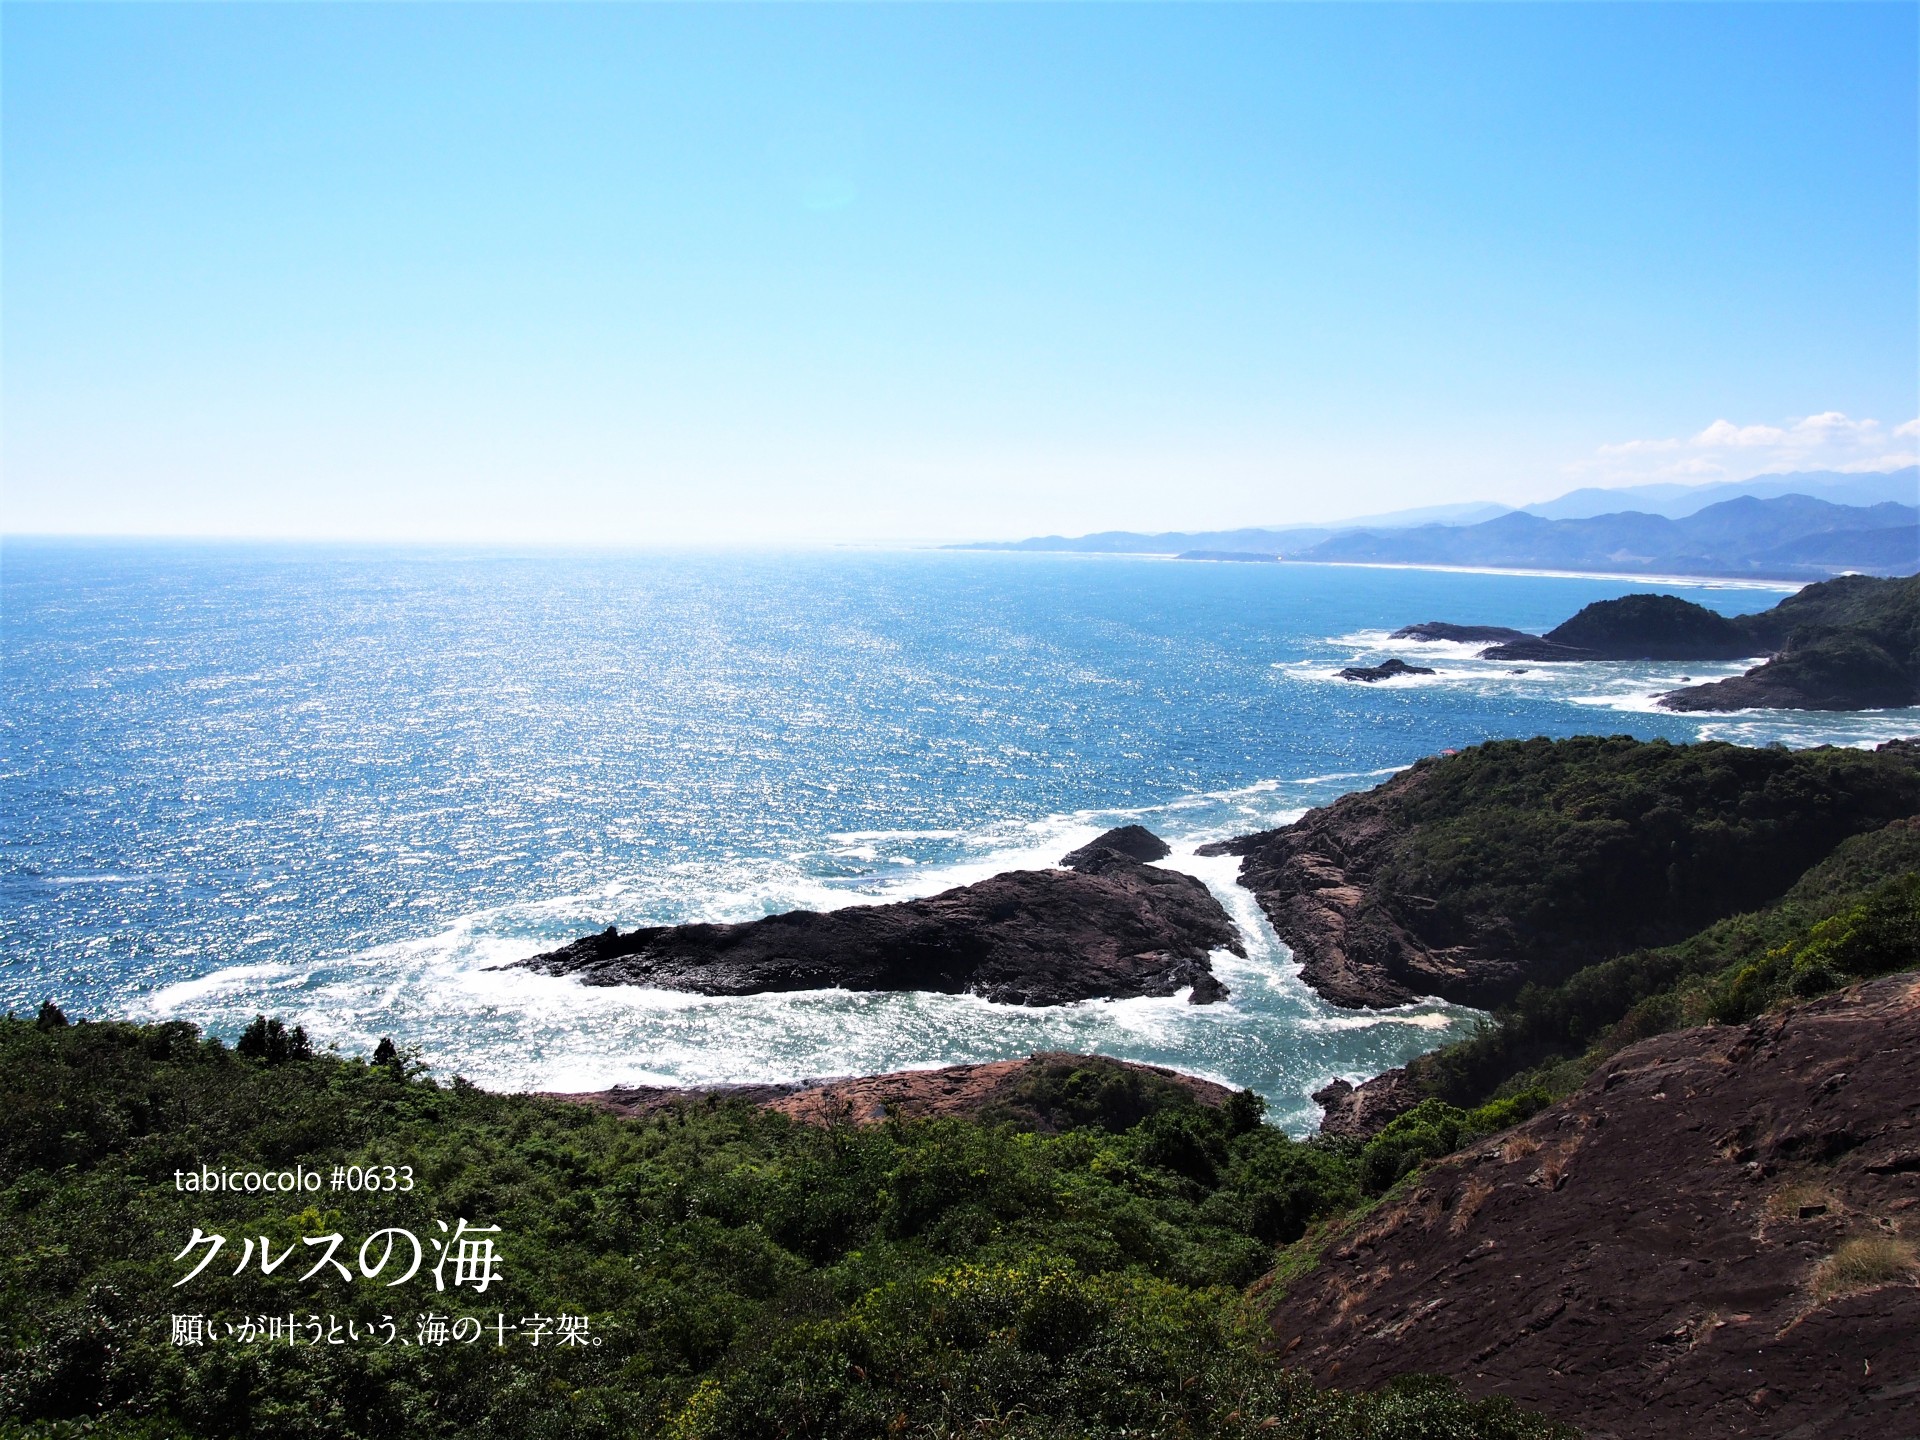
546 1051 1237 1132
1266 973 1920 1439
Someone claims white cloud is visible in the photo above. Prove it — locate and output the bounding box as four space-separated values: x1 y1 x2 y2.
1569 411 1919 485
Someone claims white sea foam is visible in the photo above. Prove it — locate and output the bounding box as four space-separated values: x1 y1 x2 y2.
1301 1009 1458 1033
146 963 302 1011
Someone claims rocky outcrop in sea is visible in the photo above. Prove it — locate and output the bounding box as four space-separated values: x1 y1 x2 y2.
509 827 1240 1006
1338 658 1435 683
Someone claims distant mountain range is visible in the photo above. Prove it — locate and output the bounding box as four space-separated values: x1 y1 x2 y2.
953 466 1919 580
1518 467 1919 521
1301 494 1918 578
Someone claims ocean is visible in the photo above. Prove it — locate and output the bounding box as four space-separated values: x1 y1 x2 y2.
3 541 1910 1131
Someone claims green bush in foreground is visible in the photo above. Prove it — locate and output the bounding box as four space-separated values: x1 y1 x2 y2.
0 1022 1570 1440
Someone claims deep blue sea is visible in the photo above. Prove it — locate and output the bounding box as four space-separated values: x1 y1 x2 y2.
4 542 1911 1130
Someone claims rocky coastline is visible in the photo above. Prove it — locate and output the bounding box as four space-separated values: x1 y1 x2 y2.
1661 628 1920 711
17 738 1920 1439
518 738 1920 1140
1390 573 1918 712
1389 622 1532 644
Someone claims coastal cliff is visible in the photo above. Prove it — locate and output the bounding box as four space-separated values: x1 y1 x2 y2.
511 828 1241 1005
1659 574 1920 711
1199 736 1920 1011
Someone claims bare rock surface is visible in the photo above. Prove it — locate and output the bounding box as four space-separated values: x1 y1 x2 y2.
1266 973 1920 1440
1197 738 1920 1011
1059 824 1173 871
1390 622 1536 644
1311 1068 1428 1140
1661 635 1920 713
1198 767 1466 1009
1473 636 1604 662
509 831 1240 1006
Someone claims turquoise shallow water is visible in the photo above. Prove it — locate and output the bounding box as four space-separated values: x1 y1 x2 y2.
3 542 1910 1131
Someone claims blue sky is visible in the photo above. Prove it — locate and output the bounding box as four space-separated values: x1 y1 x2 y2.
3 3 1915 543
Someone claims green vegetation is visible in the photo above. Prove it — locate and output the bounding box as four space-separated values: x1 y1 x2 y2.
1405 816 1920 1107
1744 571 1920 653
1719 630 1914 709
0 1021 1570 1440
1543 592 1750 657
1537 572 1920 664
1663 573 1920 709
1810 1236 1919 1303
1370 735 1919 989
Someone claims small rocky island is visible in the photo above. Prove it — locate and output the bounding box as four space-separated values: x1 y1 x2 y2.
1338 657 1435 683
510 826 1241 1005
1388 622 1532 644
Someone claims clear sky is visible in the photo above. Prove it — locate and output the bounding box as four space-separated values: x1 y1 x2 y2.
3 3 1915 544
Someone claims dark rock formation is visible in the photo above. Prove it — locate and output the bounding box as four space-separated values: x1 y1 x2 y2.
1657 576 1920 711
1267 972 1920 1440
1662 633 1919 712
509 850 1242 1006
1390 622 1535 644
1311 1068 1427 1140
1199 766 1451 1009
1338 658 1436 683
1470 637 1600 662
1555 592 1751 658
1060 824 1173 871
547 1051 1238 1133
